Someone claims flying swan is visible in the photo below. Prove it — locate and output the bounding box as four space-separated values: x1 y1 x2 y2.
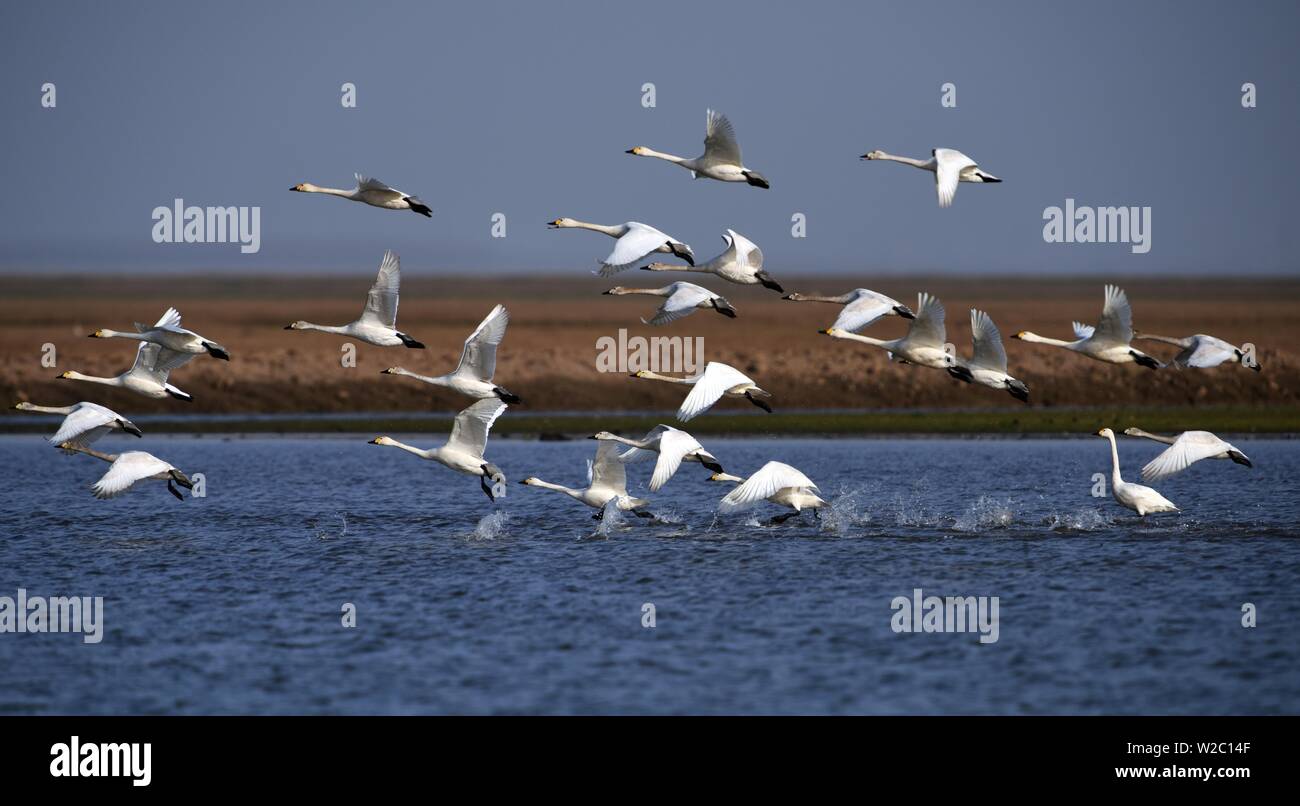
642 229 783 292
369 398 508 501
290 173 432 217
285 250 425 348
1095 428 1178 516
783 288 915 332
1133 332 1261 371
710 461 825 523
860 148 1001 208
632 361 772 421
603 282 736 325
1012 285 1162 369
14 401 143 448
520 439 653 518
60 311 197 400
381 304 521 403
821 292 960 374
60 442 194 500
590 424 723 492
947 309 1030 403
90 306 229 360
1123 427 1252 482
627 109 769 188
548 218 694 275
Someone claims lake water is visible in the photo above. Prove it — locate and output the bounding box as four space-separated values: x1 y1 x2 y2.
1 434 1297 714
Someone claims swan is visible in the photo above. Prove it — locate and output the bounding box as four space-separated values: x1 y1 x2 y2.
1012 285 1162 369
290 173 432 217
90 306 229 360
603 282 736 325
368 398 508 501
59 313 196 400
783 288 915 332
1133 332 1261 371
947 309 1030 403
860 148 1001 208
548 218 694 275
285 250 425 348
1123 427 1252 482
590 424 723 491
381 305 521 403
1095 428 1179 516
627 109 769 188
60 442 193 500
13 401 143 448
520 440 653 517
709 461 825 523
820 292 957 373
643 229 783 292
632 361 772 420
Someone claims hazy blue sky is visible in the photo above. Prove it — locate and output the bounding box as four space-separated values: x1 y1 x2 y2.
1 0 1296 275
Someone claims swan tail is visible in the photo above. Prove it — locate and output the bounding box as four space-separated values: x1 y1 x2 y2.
756 272 784 293
203 342 231 361
743 170 770 189
493 386 522 405
397 332 426 349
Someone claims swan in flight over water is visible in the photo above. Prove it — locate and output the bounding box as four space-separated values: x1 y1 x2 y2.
710 461 825 524
90 306 229 360
1133 332 1261 371
60 442 194 500
643 229 783 292
520 440 654 518
821 292 958 373
290 173 432 217
948 309 1030 403
860 148 1001 207
591 424 723 492
783 288 915 332
1123 428 1252 482
381 305 521 403
627 109 769 188
548 218 694 275
603 282 736 325
14 401 143 448
369 399 508 501
1012 285 1162 369
285 250 425 348
1095 428 1178 517
632 361 773 421
60 309 197 400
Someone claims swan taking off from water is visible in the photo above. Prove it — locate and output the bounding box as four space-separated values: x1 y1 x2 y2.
860 148 1001 208
1123 428 1252 482
1012 285 1162 369
643 229 783 292
948 309 1030 403
548 218 694 275
290 173 432 217
603 282 736 325
60 442 194 500
520 440 653 517
381 305 521 403
783 288 915 332
591 424 723 492
90 307 229 360
60 310 197 400
14 401 143 448
369 398 508 501
1133 332 1261 371
632 361 773 421
821 292 958 373
627 109 769 188
710 461 825 523
285 250 425 348
1095 428 1178 516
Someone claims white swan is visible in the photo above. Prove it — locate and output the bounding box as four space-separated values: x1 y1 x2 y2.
14 401 143 448
1133 332 1261 371
710 461 825 523
548 218 694 275
627 109 769 188
520 440 653 517
603 282 736 325
369 399 508 501
643 229 783 292
1095 428 1178 516
820 292 954 371
285 250 425 348
860 148 1001 208
381 305 520 403
590 424 723 492
90 307 229 360
60 310 196 400
290 173 431 217
948 309 1030 403
1012 285 1162 369
60 442 194 500
632 361 772 420
1123 427 1252 482
783 288 915 332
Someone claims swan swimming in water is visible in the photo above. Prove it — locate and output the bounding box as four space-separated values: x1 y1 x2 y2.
381 305 521 403
590 424 723 492
61 442 194 500
783 288 915 332
710 461 825 524
1012 285 1162 369
90 306 229 360
1133 332 1261 371
285 250 425 348
627 109 770 188
14 401 143 448
369 399 508 501
290 173 432 217
548 218 694 275
1123 427 1252 482
1095 428 1178 516
520 440 654 518
860 148 1001 208
632 361 773 421
642 229 783 292
603 282 736 325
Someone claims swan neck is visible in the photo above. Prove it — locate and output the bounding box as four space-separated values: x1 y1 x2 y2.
638 148 687 165
876 152 932 169
1018 332 1074 348
1106 432 1123 484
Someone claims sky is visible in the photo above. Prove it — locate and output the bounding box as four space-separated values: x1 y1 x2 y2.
0 0 1296 276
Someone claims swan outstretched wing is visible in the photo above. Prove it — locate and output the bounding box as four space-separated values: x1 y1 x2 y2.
933 149 974 208
454 305 508 381
599 222 670 276
1093 284 1133 346
719 461 817 513
1140 430 1232 482
354 174 405 201
832 290 897 333
1177 336 1237 369
359 250 401 328
588 439 629 495
702 109 742 166
1072 322 1096 340
150 307 183 332
906 292 946 347
128 342 194 383
677 362 751 422
970 309 1008 372
92 451 173 499
724 229 763 269
447 399 507 457
50 403 120 448
648 427 703 492
647 283 712 326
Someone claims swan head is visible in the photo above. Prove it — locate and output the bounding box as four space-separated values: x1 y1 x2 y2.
548 218 577 229
818 327 838 336
1011 331 1029 340
641 263 670 272
56 371 74 380
589 431 617 441
602 287 626 296
1096 428 1115 438
369 436 397 447
89 329 107 338
631 370 649 379
380 367 401 375
519 477 539 486
290 183 316 192
626 147 647 156
13 401 34 410
860 150 885 161
284 321 309 330
782 293 804 301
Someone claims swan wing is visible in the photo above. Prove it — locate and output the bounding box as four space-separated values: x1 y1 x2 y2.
1093 284 1133 346
678 362 751 422
129 342 193 382
906 292 946 347
1178 337 1237 369
725 229 763 269
453 305 508 381
353 174 405 201
92 451 173 499
446 399 507 457
359 250 401 328
831 290 897 333
648 428 703 491
50 404 118 448
153 307 183 331
702 109 742 166
1140 431 1229 482
599 222 669 276
648 283 712 326
589 439 628 495
970 309 1008 372
933 149 973 208
1072 322 1096 340
719 461 818 512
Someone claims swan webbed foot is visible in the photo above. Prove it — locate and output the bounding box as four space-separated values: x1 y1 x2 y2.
745 392 773 413
167 480 184 501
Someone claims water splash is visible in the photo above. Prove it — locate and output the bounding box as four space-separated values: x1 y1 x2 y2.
819 487 873 535
590 499 625 539
953 496 1015 533
1043 507 1110 532
310 512 348 540
470 510 510 541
